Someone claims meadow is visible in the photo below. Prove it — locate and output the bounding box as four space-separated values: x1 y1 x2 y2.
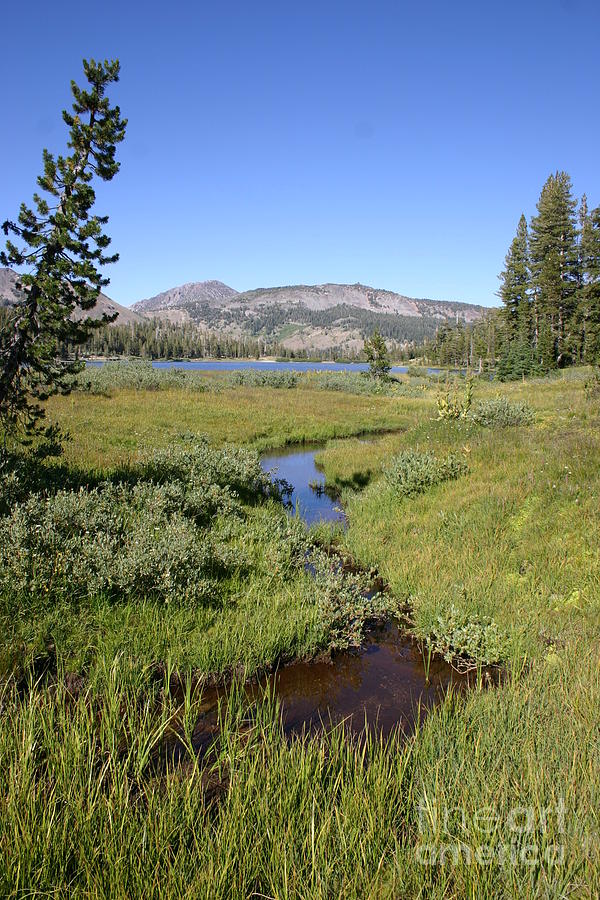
45 365 419 468
0 366 599 897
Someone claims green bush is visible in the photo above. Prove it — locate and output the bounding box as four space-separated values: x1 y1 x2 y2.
76 360 208 393
422 603 508 667
135 434 273 502
0 482 230 608
383 450 468 497
469 396 534 427
225 370 299 389
302 372 422 397
307 550 385 650
0 436 276 610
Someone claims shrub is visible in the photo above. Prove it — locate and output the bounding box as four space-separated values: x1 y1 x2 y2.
0 483 230 608
303 372 420 397
0 436 276 610
423 604 508 668
310 549 386 650
584 367 600 401
225 370 299 389
136 435 274 503
383 450 468 497
76 361 208 393
436 375 473 420
469 396 534 427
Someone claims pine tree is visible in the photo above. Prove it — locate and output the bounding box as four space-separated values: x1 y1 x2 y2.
0 59 126 444
497 214 536 379
529 172 579 366
580 202 600 363
499 214 531 341
364 329 391 378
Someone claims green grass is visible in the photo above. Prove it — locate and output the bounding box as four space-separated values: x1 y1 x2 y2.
1 372 600 896
46 385 414 468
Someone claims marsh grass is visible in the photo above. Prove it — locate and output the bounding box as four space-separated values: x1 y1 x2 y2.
1 370 599 896
1 645 598 897
44 384 415 468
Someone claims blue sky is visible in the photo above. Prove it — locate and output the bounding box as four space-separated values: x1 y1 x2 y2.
1 0 598 307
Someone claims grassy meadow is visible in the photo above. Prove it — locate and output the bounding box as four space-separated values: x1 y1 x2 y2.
1 366 599 897
45 372 417 468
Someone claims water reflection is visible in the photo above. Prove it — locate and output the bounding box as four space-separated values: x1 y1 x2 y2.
260 444 345 526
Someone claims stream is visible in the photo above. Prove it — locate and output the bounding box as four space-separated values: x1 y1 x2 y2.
260 443 345 526
184 443 472 750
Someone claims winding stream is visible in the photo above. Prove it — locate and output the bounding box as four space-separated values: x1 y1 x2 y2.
186 443 471 748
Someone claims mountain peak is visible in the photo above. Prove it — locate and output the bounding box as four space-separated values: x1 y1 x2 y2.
132 280 239 314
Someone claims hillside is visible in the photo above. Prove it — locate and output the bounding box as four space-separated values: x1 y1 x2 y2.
0 268 144 326
1 269 489 354
132 280 487 353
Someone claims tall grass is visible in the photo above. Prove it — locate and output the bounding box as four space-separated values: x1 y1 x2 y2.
44 384 416 468
0 369 599 895
1 645 597 897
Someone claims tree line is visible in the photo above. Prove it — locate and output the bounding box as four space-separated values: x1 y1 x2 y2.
67 320 284 361
68 318 378 362
419 172 600 377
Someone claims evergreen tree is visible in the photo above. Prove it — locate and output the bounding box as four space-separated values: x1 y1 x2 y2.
497 214 536 379
499 214 531 341
529 172 579 366
364 329 391 378
0 59 126 444
580 202 600 363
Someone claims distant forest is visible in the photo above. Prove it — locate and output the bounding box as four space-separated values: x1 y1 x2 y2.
65 320 288 361
177 301 448 344
61 304 460 361
61 319 356 361
423 172 600 377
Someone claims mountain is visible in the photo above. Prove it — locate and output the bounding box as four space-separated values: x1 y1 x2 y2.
132 281 239 323
1 268 489 354
0 268 144 326
132 280 487 353
231 283 483 320
0 268 23 306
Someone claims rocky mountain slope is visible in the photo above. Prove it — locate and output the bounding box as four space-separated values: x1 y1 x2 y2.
1 268 488 354
0 268 144 326
132 280 486 352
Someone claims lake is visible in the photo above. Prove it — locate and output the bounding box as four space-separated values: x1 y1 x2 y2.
87 358 445 375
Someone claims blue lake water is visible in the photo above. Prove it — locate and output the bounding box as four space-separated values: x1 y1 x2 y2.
87 359 446 375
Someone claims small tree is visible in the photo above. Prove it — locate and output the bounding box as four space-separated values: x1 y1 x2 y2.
499 213 531 343
0 59 126 447
364 329 391 379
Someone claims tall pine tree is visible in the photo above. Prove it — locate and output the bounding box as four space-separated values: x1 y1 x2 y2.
499 214 530 338
0 59 126 444
529 172 579 366
579 202 600 363
497 214 536 378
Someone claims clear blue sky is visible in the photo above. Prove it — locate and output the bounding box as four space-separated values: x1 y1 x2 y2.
1 0 598 307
